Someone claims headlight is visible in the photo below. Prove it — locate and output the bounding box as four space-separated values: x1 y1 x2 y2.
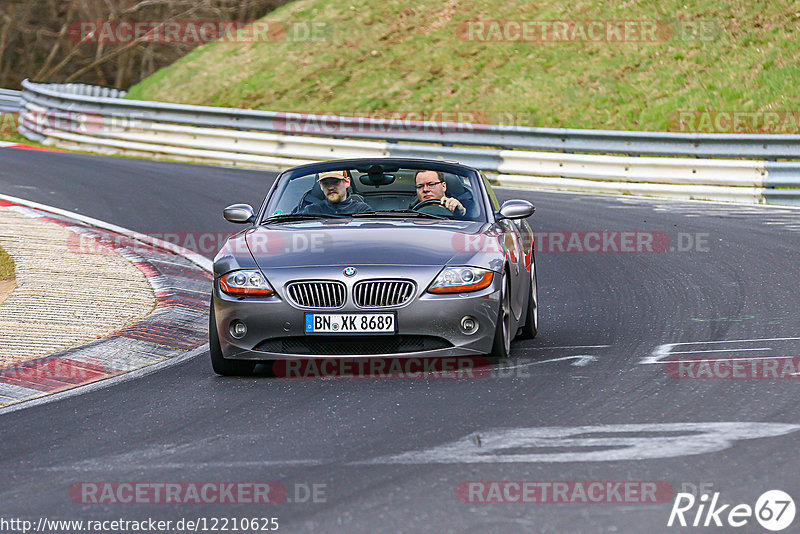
428 267 494 294
219 269 275 296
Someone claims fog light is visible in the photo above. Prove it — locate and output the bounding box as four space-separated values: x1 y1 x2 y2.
460 316 479 335
229 320 247 339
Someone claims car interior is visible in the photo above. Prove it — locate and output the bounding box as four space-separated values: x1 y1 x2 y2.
270 166 479 219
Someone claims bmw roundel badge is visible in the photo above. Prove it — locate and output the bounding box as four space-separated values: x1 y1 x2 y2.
343 267 357 277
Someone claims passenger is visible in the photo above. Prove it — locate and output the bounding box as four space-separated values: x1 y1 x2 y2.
413 170 469 217
299 171 372 215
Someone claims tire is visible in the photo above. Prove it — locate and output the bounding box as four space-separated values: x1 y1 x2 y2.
490 274 512 360
209 301 256 376
517 266 538 340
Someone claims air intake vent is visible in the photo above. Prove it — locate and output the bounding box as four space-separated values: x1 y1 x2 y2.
286 281 346 309
354 280 415 308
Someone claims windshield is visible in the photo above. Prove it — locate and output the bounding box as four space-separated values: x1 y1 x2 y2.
262 165 486 222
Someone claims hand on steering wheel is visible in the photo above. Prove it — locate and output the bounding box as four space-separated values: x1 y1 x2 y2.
412 198 454 216
415 197 466 215
440 195 466 215
414 199 447 209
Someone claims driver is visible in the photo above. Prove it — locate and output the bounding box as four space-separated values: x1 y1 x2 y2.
413 170 468 216
299 170 372 215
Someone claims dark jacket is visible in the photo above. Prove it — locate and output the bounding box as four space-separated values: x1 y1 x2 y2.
299 196 372 215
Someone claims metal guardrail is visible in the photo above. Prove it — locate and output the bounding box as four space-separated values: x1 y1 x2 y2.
19 80 800 160
0 89 22 113
14 80 800 206
22 82 127 98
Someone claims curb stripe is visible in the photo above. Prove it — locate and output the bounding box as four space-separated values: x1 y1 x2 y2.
3 143 66 152
0 199 212 411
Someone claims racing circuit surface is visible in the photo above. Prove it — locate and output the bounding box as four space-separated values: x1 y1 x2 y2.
2 149 800 532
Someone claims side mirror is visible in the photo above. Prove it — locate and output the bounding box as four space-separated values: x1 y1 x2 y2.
498 200 535 220
223 203 255 224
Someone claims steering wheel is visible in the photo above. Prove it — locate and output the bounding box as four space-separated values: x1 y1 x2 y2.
412 198 454 217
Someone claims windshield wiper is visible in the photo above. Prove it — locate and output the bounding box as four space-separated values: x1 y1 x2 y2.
350 210 449 220
262 213 349 224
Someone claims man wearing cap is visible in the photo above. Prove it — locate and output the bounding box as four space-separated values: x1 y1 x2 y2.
299 170 372 215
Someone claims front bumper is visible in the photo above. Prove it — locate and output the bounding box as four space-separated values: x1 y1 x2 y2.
213 265 502 360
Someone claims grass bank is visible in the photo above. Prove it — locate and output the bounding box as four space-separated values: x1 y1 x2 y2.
126 0 799 132
0 245 14 281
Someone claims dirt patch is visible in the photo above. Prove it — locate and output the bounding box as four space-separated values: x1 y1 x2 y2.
0 280 15 307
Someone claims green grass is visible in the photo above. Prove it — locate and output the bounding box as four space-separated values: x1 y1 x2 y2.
125 0 800 132
0 245 14 281
0 113 50 148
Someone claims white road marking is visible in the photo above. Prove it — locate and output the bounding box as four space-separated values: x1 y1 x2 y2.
51 423 799 468
668 348 770 355
496 355 598 371
517 344 610 350
40 459 327 471
641 337 800 365
358 422 800 464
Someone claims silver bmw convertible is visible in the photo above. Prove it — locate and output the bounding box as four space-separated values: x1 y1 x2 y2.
210 158 537 375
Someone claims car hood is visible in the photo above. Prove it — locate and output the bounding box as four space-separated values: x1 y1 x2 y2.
244 219 505 270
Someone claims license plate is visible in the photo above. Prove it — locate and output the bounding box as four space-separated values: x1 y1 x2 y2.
305 313 395 334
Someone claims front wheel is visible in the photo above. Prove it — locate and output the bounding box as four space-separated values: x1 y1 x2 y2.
209 300 256 376
490 274 512 359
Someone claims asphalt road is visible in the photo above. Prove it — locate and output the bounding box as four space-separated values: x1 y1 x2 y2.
2 149 800 533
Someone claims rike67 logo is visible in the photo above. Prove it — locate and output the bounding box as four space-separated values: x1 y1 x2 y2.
668 489 795 531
